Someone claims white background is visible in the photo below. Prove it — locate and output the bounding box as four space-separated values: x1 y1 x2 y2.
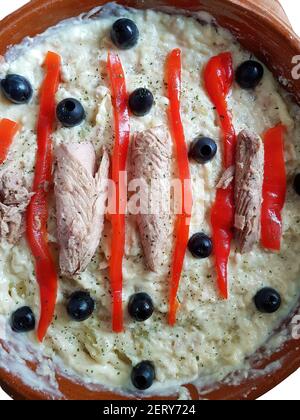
0 0 299 401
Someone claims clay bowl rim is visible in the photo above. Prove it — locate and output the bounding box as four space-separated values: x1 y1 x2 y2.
0 0 300 400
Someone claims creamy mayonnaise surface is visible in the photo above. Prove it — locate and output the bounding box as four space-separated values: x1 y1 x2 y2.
0 3 299 398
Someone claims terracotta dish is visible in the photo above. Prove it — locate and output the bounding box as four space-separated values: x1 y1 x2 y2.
0 0 300 400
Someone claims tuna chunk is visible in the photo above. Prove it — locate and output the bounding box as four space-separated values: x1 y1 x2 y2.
129 126 172 272
234 130 264 253
0 166 33 244
54 143 109 276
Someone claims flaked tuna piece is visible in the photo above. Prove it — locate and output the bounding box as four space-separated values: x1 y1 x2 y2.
216 165 235 189
130 126 172 272
0 166 33 244
54 143 109 276
234 129 264 253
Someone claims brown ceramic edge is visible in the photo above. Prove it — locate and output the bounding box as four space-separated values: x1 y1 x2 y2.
230 0 293 33
0 0 299 400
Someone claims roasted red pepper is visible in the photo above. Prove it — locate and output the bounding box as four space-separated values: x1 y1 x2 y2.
261 124 286 251
107 52 130 333
26 51 61 342
209 188 234 299
0 118 20 163
204 53 236 299
166 48 193 325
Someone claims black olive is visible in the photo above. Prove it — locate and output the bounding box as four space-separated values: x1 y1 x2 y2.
67 291 95 322
129 88 154 117
188 233 213 259
11 307 36 333
189 136 217 164
131 361 155 390
254 288 282 313
111 18 139 50
293 173 300 195
1 74 33 104
235 60 264 89
56 98 85 127
128 293 154 322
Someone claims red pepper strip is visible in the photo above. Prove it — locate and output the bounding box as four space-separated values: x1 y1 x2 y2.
166 49 193 326
107 52 130 333
26 51 61 342
210 188 234 299
204 53 236 299
0 118 20 163
261 124 286 251
204 53 235 167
